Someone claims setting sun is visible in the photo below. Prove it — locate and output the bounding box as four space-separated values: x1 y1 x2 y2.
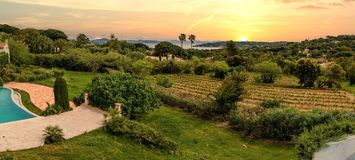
240 37 248 42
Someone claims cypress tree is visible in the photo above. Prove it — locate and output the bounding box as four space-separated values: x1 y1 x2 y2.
54 71 70 110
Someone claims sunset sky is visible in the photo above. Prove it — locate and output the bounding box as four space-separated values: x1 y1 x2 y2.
0 0 354 41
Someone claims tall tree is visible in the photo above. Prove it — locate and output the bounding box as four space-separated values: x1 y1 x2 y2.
41 29 68 41
225 40 239 56
75 33 90 48
54 71 70 111
294 59 321 87
188 34 196 48
178 34 186 48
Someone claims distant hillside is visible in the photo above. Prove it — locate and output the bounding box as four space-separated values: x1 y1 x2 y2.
195 41 288 49
91 38 109 45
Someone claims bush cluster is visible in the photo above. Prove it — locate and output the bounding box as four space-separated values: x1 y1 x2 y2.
87 73 160 119
259 99 282 108
104 115 177 153
229 108 355 141
156 76 173 88
295 121 355 160
0 65 53 82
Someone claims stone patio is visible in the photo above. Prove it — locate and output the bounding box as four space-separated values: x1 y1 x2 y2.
4 82 54 110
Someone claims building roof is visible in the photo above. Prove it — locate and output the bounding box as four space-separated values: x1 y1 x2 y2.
0 43 6 49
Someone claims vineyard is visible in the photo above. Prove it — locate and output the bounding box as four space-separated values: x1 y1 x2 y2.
162 74 355 111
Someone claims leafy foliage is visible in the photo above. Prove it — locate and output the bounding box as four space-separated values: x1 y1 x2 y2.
230 108 355 141
156 75 173 88
88 73 160 118
43 125 65 144
254 61 282 83
294 59 321 87
54 71 70 111
75 33 90 48
104 112 178 153
132 59 153 77
210 72 247 114
211 61 229 79
259 99 282 108
295 121 355 160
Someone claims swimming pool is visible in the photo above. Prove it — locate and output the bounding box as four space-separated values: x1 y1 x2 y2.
0 87 35 123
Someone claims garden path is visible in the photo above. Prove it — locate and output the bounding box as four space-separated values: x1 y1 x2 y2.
0 105 105 152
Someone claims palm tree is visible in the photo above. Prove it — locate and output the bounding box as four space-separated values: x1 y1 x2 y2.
178 34 186 48
188 34 196 48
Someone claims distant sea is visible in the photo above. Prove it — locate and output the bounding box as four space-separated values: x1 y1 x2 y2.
139 41 221 50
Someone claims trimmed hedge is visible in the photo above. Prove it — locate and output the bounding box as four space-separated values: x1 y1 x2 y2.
104 116 178 153
295 121 355 160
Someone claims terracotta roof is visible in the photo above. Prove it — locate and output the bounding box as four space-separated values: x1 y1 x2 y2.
0 43 6 49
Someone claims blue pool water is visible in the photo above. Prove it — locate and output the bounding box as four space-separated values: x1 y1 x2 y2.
0 87 34 123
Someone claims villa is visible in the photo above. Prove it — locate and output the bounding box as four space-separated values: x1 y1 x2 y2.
0 39 10 63
0 40 9 54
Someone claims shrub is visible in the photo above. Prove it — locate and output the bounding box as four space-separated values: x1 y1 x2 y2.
73 93 85 106
0 154 13 160
0 52 8 66
104 115 177 153
156 76 173 88
254 61 282 84
348 63 355 85
152 61 182 74
41 103 64 116
132 59 153 77
194 64 208 75
295 121 355 160
54 71 70 111
88 73 160 119
211 61 229 79
43 125 65 144
317 63 346 89
259 99 282 108
229 108 355 141
0 77 3 87
210 72 247 115
8 39 32 66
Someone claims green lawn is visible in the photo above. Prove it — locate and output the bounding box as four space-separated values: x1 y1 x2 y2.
0 106 296 160
35 71 101 99
0 70 297 159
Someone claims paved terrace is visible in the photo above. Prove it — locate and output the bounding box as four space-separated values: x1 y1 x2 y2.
0 83 105 152
4 82 54 110
0 105 105 152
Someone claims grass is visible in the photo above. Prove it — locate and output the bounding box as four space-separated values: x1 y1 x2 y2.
342 82 355 95
0 106 297 160
35 71 101 100
13 89 42 115
0 70 299 159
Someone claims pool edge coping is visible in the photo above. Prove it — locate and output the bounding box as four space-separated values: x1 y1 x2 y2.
2 87 40 118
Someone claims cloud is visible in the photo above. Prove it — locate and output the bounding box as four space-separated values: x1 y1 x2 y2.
187 9 222 32
297 5 327 10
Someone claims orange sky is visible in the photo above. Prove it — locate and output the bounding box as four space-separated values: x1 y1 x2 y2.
0 0 354 41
